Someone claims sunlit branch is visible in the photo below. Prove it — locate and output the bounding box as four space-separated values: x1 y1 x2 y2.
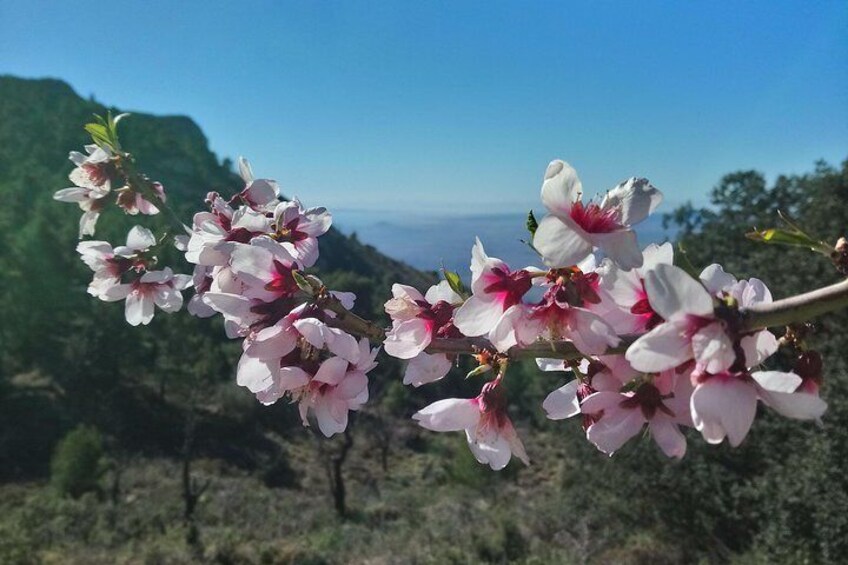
323 277 848 361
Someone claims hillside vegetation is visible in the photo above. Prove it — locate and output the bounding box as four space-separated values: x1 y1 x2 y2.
1 75 847 564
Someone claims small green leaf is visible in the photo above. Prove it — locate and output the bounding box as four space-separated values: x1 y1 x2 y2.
746 228 832 254
442 268 467 297
526 210 539 236
292 270 314 294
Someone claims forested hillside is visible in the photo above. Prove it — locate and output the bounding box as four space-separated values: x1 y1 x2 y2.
1 75 847 564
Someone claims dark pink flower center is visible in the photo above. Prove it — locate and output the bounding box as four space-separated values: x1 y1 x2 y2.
619 383 675 420
415 300 462 338
630 281 663 330
569 201 622 233
264 260 299 295
483 268 533 310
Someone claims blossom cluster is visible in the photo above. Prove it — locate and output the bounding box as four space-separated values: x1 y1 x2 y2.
56 115 832 470
57 145 378 437
386 160 827 468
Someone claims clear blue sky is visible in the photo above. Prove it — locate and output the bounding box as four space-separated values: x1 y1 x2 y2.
2 1 846 215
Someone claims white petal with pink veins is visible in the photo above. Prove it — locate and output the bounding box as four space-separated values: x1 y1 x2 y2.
383 318 431 359
540 160 582 215
699 264 737 295
757 389 827 420
586 407 646 456
533 215 593 268
336 372 369 401
565 308 620 355
125 289 155 326
601 177 663 227
245 324 297 359
751 371 802 393
237 354 278 392
153 286 184 312
315 400 348 438
294 318 361 363
466 426 513 470
125 225 157 251
424 280 462 305
403 353 452 387
53 187 90 202
283 237 319 268
453 296 505 337
626 320 693 372
692 321 736 374
277 366 311 390
313 357 350 386
542 380 581 420
641 242 674 271
740 277 772 307
591 230 642 270
489 304 541 352
413 398 481 432
691 378 758 447
649 418 687 459
645 263 714 320
740 330 779 367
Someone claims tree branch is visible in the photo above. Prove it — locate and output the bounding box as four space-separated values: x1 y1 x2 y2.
323 277 848 362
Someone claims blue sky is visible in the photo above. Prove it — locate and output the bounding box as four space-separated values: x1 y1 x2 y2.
2 1 846 215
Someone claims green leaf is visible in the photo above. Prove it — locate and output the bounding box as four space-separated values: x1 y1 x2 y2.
746 227 832 254
526 210 539 236
292 270 314 294
442 268 467 297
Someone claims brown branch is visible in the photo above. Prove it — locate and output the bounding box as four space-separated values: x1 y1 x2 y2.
322 277 848 362
740 278 848 332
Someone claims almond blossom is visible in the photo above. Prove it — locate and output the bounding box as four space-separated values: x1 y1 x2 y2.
600 242 674 334
76 225 157 299
533 160 662 270
235 157 281 213
384 280 463 386
625 263 778 375
581 370 694 458
102 267 191 326
525 265 621 355
453 238 540 351
53 145 114 237
413 379 529 470
260 338 377 438
116 181 166 216
268 198 332 268
690 369 827 446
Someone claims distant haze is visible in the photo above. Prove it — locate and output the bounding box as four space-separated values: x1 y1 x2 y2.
332 210 673 274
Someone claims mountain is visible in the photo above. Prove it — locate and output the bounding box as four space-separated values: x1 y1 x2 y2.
0 75 432 478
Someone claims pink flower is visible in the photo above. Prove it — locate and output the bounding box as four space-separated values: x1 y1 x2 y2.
625 263 778 375
690 370 827 447
116 181 165 216
185 205 272 267
76 225 156 299
227 237 301 302
541 355 636 425
102 267 192 326
581 370 693 458
600 242 674 334
533 160 663 270
384 280 463 386
269 198 332 268
54 145 114 237
526 265 620 355
453 238 540 351
413 380 529 470
235 157 280 212
260 339 377 437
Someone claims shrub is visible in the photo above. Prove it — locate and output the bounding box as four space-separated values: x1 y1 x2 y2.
49 425 105 498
